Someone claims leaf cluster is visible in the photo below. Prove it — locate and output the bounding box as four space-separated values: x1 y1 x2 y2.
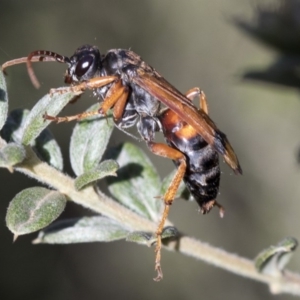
0 69 182 246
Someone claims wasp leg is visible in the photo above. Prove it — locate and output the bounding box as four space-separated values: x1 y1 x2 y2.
49 75 117 95
185 89 225 217
185 88 208 114
43 110 103 123
111 87 130 121
44 78 128 123
147 142 186 281
99 80 129 116
201 199 225 218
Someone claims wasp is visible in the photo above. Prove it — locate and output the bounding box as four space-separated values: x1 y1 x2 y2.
2 45 242 281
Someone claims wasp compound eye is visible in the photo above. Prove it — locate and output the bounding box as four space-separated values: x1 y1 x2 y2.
75 55 94 78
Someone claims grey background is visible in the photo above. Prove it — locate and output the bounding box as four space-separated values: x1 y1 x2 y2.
1 1 300 299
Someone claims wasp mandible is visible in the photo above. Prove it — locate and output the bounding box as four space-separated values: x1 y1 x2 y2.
2 45 242 281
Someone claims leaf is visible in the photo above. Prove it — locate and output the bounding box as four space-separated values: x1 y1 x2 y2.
1 109 63 170
34 126 63 170
160 169 187 200
6 187 67 237
126 231 154 245
0 69 8 130
32 216 129 244
0 143 26 172
161 226 179 240
1 109 30 144
106 142 161 221
126 227 178 246
255 237 298 275
21 89 77 145
70 103 114 176
74 159 119 190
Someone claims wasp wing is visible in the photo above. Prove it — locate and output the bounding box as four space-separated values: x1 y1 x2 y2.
133 72 242 174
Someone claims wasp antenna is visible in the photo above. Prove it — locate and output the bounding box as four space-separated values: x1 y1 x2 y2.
26 50 70 89
1 57 29 73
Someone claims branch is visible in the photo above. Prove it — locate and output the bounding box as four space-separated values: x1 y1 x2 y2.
15 146 300 296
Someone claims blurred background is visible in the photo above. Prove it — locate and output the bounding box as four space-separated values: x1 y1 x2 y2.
1 0 300 299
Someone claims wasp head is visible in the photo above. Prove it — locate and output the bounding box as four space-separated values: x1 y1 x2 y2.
66 45 102 83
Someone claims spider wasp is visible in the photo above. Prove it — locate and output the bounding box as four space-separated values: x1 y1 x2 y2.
2 45 242 281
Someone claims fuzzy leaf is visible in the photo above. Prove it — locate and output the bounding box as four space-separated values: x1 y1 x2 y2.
6 187 67 237
255 237 298 275
21 89 77 145
126 231 154 245
70 103 114 176
1 109 30 144
126 226 178 246
0 143 26 171
0 70 8 130
160 169 187 201
161 226 179 240
74 159 119 190
106 143 161 221
1 109 63 170
34 127 63 170
32 216 129 244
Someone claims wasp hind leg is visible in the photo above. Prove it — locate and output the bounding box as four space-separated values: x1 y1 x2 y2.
185 88 226 217
185 87 209 114
147 142 187 281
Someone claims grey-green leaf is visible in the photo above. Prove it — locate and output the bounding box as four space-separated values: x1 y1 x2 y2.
70 103 114 176
6 187 67 237
1 109 30 144
34 127 63 170
161 226 179 240
255 237 298 275
160 169 187 201
1 109 63 170
106 142 161 221
126 231 154 245
32 216 129 244
0 69 8 130
126 227 178 246
74 159 119 190
0 143 26 171
21 89 77 145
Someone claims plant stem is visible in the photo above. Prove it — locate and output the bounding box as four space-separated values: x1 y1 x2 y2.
15 146 300 296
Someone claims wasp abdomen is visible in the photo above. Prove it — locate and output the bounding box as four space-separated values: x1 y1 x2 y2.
160 109 220 213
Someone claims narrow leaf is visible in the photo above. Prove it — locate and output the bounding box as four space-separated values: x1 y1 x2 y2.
0 143 26 171
255 237 298 275
70 103 114 176
6 187 67 236
74 159 119 190
21 89 77 145
0 70 8 130
161 226 179 240
106 143 161 221
126 231 154 245
126 227 178 246
34 127 63 170
1 109 30 144
32 216 129 244
160 169 187 201
1 109 63 170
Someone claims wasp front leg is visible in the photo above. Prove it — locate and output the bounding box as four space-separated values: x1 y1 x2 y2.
147 142 187 281
44 77 129 123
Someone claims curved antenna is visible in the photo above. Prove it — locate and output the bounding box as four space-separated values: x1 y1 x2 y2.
26 50 70 89
2 55 58 71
